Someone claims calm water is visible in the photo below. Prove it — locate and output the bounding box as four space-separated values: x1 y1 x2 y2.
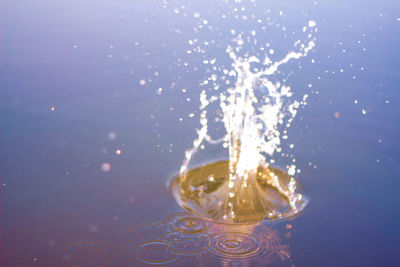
1 0 400 266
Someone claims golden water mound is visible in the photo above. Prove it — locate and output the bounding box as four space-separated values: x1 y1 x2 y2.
170 160 307 224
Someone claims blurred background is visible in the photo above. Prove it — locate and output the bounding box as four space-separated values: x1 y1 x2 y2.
1 0 399 266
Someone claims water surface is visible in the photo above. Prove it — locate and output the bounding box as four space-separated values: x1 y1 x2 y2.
1 0 400 266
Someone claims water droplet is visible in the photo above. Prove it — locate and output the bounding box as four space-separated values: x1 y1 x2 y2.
108 132 117 141
101 163 111 172
308 20 317 27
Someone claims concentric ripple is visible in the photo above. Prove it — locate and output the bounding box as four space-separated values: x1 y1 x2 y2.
134 241 178 265
163 212 211 234
207 225 291 265
160 212 212 255
209 231 261 258
162 232 210 255
59 241 117 267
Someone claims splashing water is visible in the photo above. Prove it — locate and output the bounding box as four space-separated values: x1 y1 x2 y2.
170 7 317 223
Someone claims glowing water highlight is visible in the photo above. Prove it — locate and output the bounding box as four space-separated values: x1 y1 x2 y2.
172 14 317 223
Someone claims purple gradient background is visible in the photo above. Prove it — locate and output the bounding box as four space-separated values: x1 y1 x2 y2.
1 0 400 266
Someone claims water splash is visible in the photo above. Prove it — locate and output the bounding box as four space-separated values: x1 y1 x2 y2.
173 10 317 223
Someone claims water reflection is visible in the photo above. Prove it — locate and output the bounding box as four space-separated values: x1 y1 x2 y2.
59 241 118 267
206 223 292 266
60 212 293 266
